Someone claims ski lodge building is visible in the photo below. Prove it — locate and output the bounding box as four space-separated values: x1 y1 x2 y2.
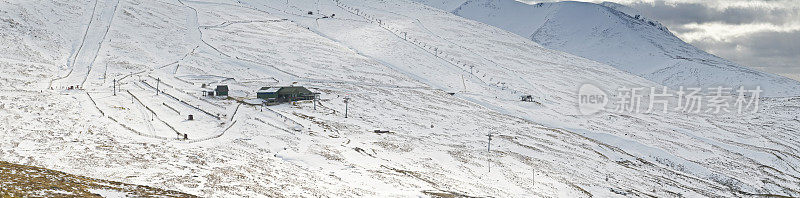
257 86 317 102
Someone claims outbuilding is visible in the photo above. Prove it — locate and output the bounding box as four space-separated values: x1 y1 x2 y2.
215 85 229 96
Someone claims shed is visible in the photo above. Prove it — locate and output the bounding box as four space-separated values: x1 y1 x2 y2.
215 85 229 96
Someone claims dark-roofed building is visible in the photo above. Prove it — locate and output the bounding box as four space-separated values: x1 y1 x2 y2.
215 85 229 96
256 86 317 102
257 87 280 100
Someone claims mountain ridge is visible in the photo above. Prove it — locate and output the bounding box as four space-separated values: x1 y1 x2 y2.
415 0 800 97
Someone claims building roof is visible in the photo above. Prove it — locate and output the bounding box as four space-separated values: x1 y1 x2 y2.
276 86 313 95
258 87 280 93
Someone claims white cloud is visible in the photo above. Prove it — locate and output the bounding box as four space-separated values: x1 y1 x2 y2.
677 22 800 42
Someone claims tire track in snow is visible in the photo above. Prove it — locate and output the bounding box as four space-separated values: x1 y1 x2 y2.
94 0 122 86
179 0 302 82
182 0 435 90
50 0 100 89
52 0 121 89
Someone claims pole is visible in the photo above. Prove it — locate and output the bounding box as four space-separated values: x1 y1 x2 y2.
343 97 350 118
487 133 493 173
113 79 116 96
462 75 466 92
487 133 493 153
156 78 160 95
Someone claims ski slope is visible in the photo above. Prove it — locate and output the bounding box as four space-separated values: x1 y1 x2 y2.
414 0 800 97
0 0 799 197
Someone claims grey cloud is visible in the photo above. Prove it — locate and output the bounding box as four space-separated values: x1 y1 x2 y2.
690 30 800 73
625 1 800 26
522 0 800 78
613 0 800 78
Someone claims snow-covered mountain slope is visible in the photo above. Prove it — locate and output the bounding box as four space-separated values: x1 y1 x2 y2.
414 0 800 97
0 0 89 69
1 0 799 197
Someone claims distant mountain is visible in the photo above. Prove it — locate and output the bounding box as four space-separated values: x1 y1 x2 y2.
413 0 800 97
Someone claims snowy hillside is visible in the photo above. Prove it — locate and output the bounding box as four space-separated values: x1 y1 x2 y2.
414 0 800 97
1 0 799 197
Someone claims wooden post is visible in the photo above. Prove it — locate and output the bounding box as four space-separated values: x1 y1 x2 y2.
156 78 160 95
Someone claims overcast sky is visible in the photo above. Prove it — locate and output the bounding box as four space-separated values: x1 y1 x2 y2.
520 0 800 81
